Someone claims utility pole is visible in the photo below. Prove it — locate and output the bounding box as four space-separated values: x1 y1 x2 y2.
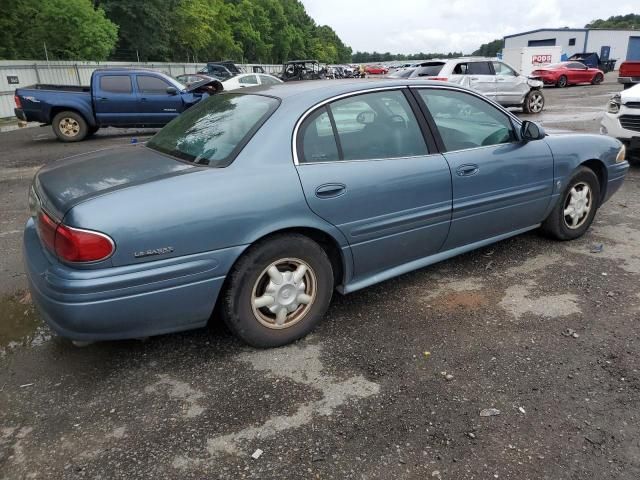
136 50 140 63
43 42 49 63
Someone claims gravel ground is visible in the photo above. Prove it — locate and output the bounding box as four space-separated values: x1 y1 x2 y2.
1 75 639 479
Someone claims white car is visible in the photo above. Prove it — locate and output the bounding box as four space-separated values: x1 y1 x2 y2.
222 73 283 91
407 58 545 113
601 83 640 160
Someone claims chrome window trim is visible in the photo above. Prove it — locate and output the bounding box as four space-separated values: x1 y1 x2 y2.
292 84 523 165
293 86 411 166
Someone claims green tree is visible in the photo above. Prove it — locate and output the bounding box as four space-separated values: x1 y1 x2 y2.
0 0 117 60
586 14 640 29
472 39 504 57
99 0 178 61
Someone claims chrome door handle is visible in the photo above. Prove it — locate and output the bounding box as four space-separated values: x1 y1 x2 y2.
456 164 479 176
315 183 346 198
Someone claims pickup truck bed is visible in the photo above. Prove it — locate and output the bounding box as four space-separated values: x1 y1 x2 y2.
14 68 206 142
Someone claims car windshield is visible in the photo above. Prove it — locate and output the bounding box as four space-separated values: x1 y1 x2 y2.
147 93 279 167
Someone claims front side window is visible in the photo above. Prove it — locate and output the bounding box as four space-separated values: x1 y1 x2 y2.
239 75 259 85
147 93 279 167
467 62 493 75
259 75 280 85
418 89 516 152
493 62 517 76
99 75 132 94
137 75 171 94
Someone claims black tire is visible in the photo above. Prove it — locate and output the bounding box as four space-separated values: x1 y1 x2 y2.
591 73 604 85
221 234 334 348
541 166 600 241
522 90 545 114
51 111 88 142
557 75 568 88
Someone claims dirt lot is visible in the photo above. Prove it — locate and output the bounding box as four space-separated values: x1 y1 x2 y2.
1 76 639 479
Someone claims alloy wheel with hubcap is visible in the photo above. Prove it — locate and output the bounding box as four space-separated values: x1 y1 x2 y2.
525 91 544 113
563 182 592 229
251 258 316 329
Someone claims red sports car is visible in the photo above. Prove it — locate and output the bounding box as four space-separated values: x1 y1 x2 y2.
365 65 389 75
531 61 604 88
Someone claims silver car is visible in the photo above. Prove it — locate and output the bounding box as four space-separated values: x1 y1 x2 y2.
409 58 545 114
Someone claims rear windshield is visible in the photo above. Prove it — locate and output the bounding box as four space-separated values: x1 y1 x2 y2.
147 93 279 167
388 68 415 78
411 64 444 77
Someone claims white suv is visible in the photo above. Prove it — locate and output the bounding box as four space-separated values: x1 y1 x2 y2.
601 83 640 161
408 58 545 114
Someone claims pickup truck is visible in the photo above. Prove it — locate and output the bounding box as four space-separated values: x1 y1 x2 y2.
618 61 640 89
14 68 210 142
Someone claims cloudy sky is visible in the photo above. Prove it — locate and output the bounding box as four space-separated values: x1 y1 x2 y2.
302 0 637 54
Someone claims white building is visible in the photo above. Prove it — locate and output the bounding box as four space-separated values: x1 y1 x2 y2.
503 28 640 68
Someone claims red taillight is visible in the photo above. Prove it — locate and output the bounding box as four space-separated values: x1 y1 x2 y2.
37 211 57 253
14 95 22 109
37 210 114 263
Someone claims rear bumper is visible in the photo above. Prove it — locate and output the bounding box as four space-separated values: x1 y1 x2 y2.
23 219 244 341
618 77 640 85
14 108 27 122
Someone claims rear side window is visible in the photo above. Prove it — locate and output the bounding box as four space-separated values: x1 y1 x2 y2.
298 107 340 163
298 90 429 163
239 75 259 85
468 62 493 75
147 93 279 167
99 75 132 93
137 75 171 94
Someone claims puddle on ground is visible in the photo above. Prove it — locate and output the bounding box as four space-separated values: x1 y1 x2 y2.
0 291 50 354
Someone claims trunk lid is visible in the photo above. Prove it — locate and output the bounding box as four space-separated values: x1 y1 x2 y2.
34 144 196 219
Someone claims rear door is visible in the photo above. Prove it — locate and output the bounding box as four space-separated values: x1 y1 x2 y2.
451 61 497 100
415 87 553 249
294 88 452 282
134 74 184 125
93 74 138 126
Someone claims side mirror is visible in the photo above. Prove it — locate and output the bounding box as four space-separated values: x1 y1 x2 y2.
166 86 178 95
521 120 545 141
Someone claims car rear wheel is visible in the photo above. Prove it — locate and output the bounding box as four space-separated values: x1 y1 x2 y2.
592 73 604 85
556 75 568 88
523 90 545 114
541 167 600 241
221 234 334 348
52 111 88 142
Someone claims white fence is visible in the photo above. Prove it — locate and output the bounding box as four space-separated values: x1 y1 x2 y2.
0 60 283 119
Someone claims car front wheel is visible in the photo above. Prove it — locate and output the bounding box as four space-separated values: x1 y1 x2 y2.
523 90 545 113
592 73 604 85
541 166 600 240
221 234 334 348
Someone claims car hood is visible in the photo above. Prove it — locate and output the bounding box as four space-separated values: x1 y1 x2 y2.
621 83 640 103
34 144 197 219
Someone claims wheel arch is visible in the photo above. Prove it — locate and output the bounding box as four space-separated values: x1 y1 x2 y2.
580 159 608 205
49 105 95 127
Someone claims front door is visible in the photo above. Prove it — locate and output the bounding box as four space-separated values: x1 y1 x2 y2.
134 74 184 126
415 87 554 249
294 89 452 281
492 61 526 106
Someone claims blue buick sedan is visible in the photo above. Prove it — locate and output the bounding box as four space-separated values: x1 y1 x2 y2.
24 80 629 347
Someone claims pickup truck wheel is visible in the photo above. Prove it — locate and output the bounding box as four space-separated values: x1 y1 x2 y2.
541 167 600 241
221 234 333 348
523 90 545 114
52 111 88 142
